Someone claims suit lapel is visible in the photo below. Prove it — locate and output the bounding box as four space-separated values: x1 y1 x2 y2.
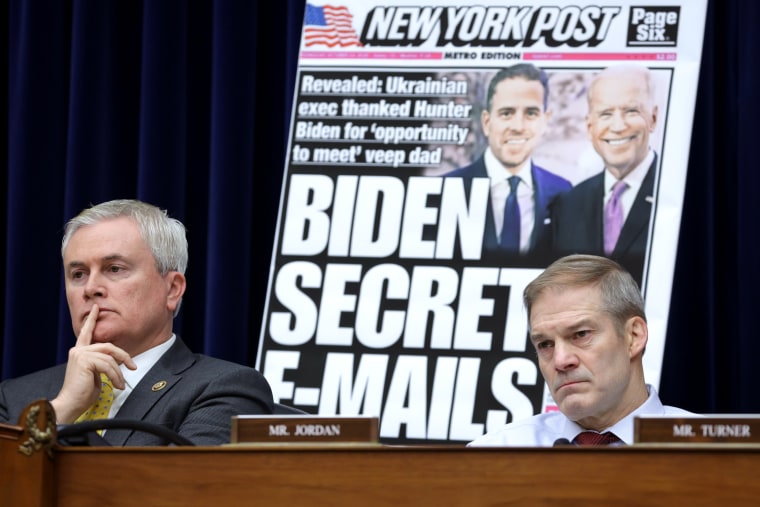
530 164 548 248
104 338 196 445
582 174 606 252
470 157 500 251
613 158 656 255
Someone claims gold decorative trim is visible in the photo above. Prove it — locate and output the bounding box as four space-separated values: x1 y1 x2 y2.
18 402 56 458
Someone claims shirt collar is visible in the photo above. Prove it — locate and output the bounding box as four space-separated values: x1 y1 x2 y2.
604 149 653 194
120 334 176 391
560 384 662 444
483 148 535 189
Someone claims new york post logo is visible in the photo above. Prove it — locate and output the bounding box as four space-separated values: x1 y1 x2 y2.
627 6 680 46
360 6 622 47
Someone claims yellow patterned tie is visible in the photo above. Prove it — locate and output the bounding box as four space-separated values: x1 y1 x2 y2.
75 373 115 435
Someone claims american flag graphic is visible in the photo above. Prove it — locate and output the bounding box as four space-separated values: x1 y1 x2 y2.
303 4 363 48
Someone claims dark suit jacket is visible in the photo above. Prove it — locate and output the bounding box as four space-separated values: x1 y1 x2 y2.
550 156 657 286
446 156 571 262
0 337 274 445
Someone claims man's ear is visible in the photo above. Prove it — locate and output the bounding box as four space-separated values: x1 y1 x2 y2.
649 104 659 132
626 316 648 358
165 272 187 312
481 109 492 137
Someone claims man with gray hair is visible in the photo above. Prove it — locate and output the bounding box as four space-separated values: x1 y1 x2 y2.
469 254 696 446
0 199 274 444
550 64 659 286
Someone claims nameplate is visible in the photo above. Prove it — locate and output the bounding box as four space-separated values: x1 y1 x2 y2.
635 416 760 444
230 415 379 444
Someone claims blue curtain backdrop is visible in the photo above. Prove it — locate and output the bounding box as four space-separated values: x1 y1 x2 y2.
2 0 758 414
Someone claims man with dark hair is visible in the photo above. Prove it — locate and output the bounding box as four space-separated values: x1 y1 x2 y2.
448 63 571 260
469 254 696 446
0 199 274 445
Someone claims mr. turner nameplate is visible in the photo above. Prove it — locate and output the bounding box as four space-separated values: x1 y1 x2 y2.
635 416 760 444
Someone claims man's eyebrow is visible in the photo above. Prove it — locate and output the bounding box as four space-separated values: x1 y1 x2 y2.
102 254 128 262
528 332 545 344
66 254 128 268
568 318 595 331
529 318 596 342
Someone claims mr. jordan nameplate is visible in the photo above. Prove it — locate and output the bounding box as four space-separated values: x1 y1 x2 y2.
230 415 379 443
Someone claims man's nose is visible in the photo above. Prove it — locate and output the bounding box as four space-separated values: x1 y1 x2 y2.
609 110 627 131
83 273 105 298
509 112 525 131
553 341 578 371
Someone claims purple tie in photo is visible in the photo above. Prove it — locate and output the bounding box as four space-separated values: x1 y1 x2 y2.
604 180 629 255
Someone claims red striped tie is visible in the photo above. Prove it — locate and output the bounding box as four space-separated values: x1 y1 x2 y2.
573 431 623 446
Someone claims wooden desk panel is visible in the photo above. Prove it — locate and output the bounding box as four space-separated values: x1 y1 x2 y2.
0 401 56 507
53 445 760 507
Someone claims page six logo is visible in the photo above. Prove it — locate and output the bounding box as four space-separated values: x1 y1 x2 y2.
627 6 680 46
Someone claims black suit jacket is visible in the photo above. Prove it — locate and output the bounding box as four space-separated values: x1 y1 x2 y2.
446 155 571 263
0 336 274 445
550 156 657 286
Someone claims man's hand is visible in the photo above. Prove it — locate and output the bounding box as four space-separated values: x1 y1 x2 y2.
50 305 137 423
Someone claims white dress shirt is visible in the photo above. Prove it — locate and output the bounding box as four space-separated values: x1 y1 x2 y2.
484 148 535 253
468 385 699 447
107 335 176 419
603 149 654 221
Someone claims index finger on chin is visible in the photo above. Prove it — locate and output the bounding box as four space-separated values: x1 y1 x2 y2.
76 304 99 347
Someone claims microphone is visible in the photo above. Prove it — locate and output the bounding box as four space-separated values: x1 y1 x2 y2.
57 419 195 446
553 437 573 446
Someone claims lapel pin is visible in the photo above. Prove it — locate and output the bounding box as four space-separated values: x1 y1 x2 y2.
152 380 168 392
645 195 654 203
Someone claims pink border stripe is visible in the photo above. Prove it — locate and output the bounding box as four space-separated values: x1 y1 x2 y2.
301 51 444 60
524 52 677 61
